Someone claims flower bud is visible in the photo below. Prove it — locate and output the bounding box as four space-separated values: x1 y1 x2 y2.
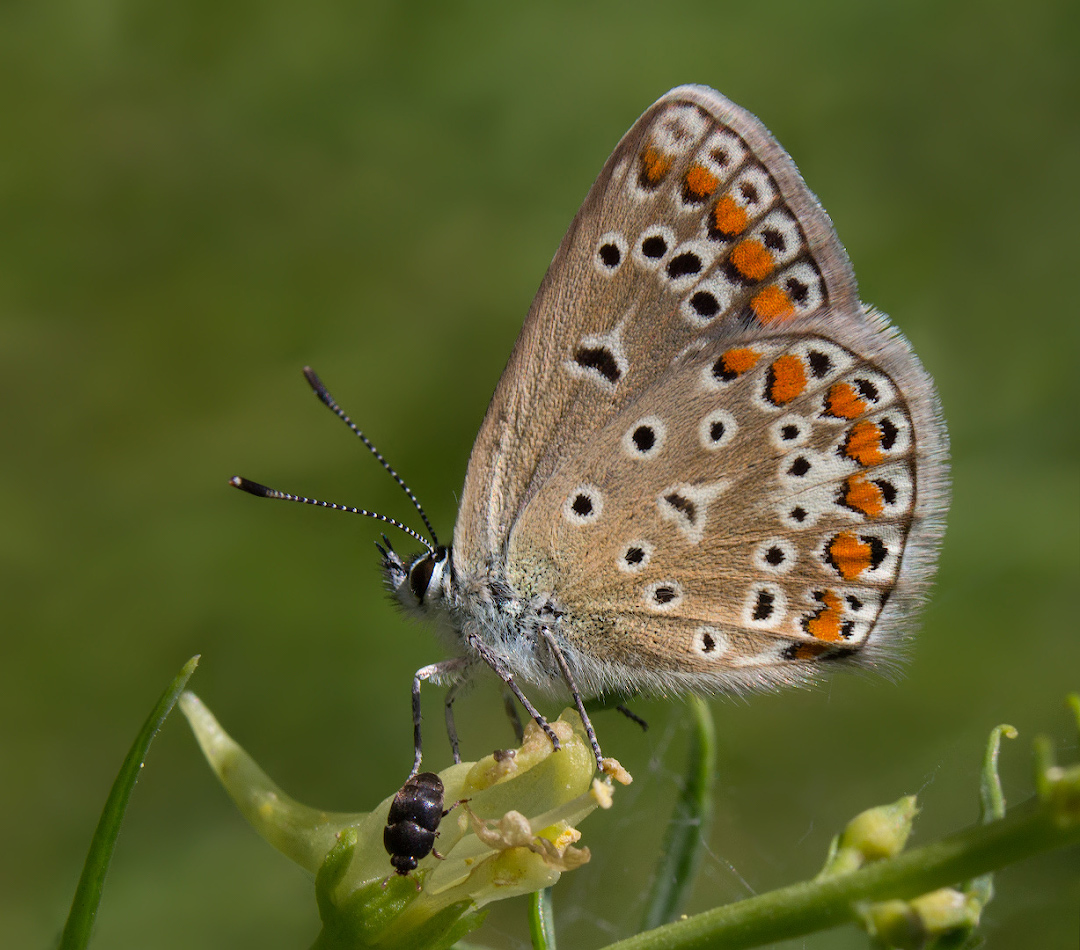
862 888 980 949
818 795 918 879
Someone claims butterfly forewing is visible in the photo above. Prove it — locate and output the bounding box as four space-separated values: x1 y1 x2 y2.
455 86 862 577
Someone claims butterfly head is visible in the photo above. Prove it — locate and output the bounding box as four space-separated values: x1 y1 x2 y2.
381 539 452 618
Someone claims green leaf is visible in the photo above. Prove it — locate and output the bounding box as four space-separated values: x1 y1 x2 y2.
58 655 200 950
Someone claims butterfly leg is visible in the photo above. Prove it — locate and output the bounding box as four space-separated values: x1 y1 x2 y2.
615 704 649 732
411 657 472 777
502 689 525 743
443 678 464 765
539 628 605 771
465 634 562 755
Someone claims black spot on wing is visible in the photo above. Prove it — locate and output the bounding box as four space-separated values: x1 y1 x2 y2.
574 345 621 384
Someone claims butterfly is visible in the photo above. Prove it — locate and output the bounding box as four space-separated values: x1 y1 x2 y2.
235 85 949 777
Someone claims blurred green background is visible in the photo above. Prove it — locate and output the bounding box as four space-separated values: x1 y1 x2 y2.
3 2 1076 948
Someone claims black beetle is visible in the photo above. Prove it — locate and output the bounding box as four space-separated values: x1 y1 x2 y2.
383 771 453 875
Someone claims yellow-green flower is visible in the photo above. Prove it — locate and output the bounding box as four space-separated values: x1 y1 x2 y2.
180 692 625 949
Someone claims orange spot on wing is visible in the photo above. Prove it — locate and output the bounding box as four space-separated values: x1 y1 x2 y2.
827 531 873 580
685 163 719 198
711 195 749 235
788 641 831 660
751 285 796 323
842 474 884 517
640 145 673 185
720 347 760 376
805 590 844 642
826 382 868 419
768 354 807 405
843 420 884 466
730 239 775 281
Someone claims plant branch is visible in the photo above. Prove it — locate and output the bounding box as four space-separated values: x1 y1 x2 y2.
602 795 1079 950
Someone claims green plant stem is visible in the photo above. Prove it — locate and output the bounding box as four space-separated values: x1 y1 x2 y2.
529 887 556 950
979 724 1016 823
641 696 716 931
59 656 200 950
603 796 1079 950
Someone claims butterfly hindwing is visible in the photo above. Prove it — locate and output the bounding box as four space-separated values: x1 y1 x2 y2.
506 328 944 695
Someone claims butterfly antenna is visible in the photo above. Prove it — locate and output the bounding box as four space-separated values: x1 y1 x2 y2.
230 476 434 553
302 367 440 547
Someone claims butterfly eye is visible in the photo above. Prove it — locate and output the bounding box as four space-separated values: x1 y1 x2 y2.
407 553 438 603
